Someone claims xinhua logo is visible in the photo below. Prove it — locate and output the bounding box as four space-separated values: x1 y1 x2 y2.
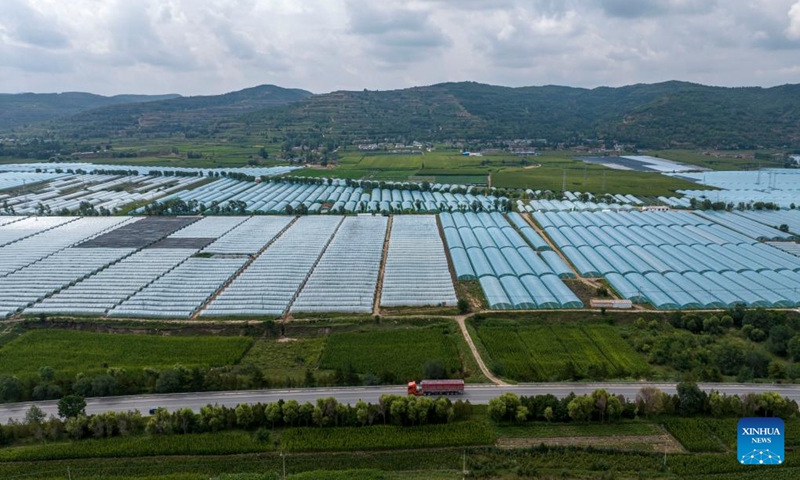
738 418 784 465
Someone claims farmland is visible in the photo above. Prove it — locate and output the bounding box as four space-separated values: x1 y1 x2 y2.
297 149 704 195
281 421 495 451
318 325 464 382
471 318 650 381
0 330 252 377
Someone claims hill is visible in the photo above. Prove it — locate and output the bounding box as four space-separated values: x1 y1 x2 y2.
15 81 800 149
45 85 313 139
240 81 800 149
0 92 180 131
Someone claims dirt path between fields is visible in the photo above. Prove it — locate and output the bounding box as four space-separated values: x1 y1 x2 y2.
456 315 508 386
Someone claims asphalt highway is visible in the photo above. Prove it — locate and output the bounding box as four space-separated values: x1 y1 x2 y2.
0 382 797 423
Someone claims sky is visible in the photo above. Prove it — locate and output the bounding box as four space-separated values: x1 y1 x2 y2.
1 0 800 96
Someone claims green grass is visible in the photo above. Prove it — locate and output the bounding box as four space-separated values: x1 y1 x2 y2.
0 432 271 462
0 330 252 377
471 319 649 382
318 326 463 382
280 421 496 452
239 337 328 380
495 421 661 439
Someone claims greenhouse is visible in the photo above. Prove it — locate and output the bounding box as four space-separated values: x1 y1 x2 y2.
539 210 800 309
380 216 457 307
439 212 582 310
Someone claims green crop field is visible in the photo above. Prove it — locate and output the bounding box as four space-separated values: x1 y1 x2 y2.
472 320 649 381
318 326 463 382
296 149 706 195
281 421 495 452
0 330 252 377
239 336 328 381
0 432 271 462
496 421 661 439
661 418 727 453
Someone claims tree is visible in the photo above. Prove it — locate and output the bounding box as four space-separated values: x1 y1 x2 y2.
543 406 554 422
0 375 22 403
457 298 470 314
25 405 46 426
789 335 800 361
768 325 794 356
235 403 255 429
155 369 182 393
567 395 594 422
677 381 706 416
58 395 87 419
423 360 446 379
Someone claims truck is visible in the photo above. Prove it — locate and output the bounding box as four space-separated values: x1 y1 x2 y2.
407 379 465 396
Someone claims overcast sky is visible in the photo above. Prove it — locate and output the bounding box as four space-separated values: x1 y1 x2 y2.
1 0 800 96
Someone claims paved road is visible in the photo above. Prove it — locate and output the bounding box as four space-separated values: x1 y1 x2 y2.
1 383 797 423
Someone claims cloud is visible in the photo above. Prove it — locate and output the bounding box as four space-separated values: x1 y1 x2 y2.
0 0 799 95
597 0 716 18
345 0 452 66
788 1 800 39
0 0 70 49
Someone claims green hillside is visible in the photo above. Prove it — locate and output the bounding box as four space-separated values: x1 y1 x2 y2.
0 92 180 131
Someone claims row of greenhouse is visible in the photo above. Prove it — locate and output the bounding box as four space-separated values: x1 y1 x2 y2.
154 179 509 214
533 210 800 309
439 212 582 309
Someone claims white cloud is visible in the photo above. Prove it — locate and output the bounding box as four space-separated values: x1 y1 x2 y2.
0 0 799 95
788 1 800 39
